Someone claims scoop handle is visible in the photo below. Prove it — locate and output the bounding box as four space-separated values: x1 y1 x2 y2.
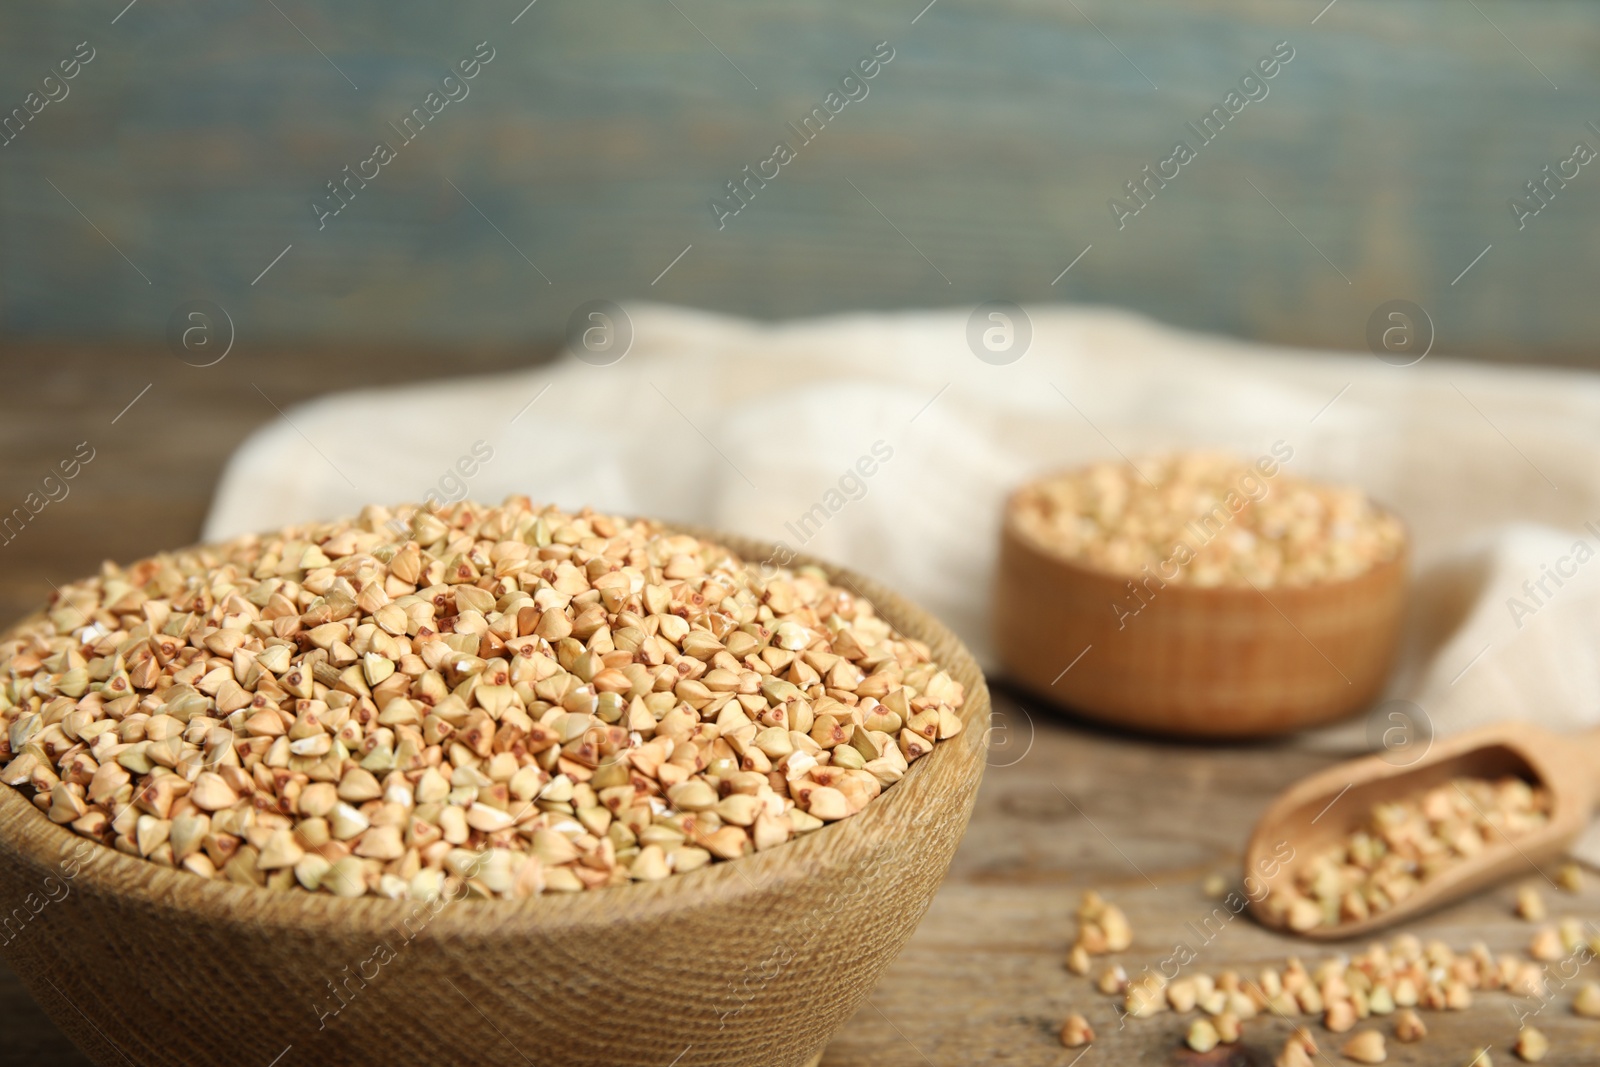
1580 726 1600 807
1540 724 1600 814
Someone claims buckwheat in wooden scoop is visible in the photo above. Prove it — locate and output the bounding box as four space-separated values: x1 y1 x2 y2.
1246 721 1600 940
0 500 966 901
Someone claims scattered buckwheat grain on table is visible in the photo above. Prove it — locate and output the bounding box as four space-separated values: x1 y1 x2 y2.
0 499 966 901
1063 923 1600 1062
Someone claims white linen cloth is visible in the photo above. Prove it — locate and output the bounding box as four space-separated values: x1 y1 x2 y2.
205 303 1600 857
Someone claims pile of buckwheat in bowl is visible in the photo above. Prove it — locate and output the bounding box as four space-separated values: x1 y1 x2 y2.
0 498 967 902
1009 451 1406 587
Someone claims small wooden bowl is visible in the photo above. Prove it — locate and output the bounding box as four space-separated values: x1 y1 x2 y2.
994 490 1407 738
0 532 989 1067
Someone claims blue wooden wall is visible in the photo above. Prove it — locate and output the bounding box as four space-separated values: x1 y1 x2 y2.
2 0 1598 361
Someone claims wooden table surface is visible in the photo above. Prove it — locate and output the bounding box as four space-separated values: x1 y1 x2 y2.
2 346 1597 1065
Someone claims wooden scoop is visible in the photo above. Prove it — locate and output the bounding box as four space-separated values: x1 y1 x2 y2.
1244 720 1600 940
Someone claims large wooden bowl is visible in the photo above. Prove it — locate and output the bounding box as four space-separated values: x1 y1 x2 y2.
0 532 989 1067
994 494 1406 738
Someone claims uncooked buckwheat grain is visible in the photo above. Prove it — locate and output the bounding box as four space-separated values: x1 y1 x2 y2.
1011 454 1403 588
0 499 966 901
1262 776 1551 933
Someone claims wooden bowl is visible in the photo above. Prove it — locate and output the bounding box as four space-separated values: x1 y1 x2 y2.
994 492 1407 738
0 532 989 1067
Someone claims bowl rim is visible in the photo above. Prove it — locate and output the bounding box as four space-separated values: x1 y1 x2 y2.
0 526 990 939
1000 474 1411 600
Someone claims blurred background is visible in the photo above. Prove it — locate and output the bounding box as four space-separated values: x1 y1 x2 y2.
4 3 1600 1062
5 1 1599 352
3 0 1597 626
7 0 1598 645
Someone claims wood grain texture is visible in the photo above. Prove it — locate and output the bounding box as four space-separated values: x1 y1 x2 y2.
0 536 989 1067
0 348 1597 1064
996 495 1409 737
817 703 1600 1065
5 700 1600 1065
2 2 1600 363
